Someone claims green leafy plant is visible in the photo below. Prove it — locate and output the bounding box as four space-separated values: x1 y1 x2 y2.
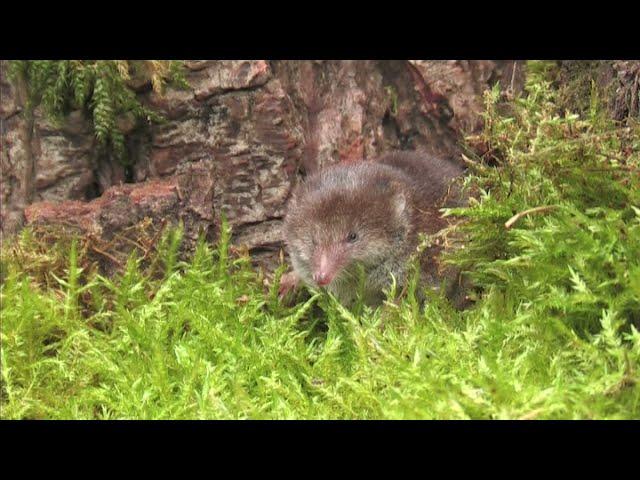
7 60 188 163
447 61 640 335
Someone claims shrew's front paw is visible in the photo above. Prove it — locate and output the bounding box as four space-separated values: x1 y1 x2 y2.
278 271 301 302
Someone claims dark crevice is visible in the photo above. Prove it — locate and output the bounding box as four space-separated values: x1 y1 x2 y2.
248 243 284 255
84 180 102 201
124 164 135 184
123 127 152 184
381 110 398 147
234 216 284 230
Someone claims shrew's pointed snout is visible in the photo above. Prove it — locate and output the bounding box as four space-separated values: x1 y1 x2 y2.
313 271 333 286
312 249 340 287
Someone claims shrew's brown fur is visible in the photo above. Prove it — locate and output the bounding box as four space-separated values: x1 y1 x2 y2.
283 150 465 306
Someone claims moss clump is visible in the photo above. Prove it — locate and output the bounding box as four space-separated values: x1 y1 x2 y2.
448 61 640 336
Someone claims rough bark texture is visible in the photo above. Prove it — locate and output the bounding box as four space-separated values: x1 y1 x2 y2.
1 60 524 272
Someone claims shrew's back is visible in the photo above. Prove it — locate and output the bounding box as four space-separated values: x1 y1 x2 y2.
375 150 465 208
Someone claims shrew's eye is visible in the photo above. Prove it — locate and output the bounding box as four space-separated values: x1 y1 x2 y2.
346 232 358 243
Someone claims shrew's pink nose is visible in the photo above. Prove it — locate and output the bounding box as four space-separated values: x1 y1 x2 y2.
313 251 335 286
313 271 332 286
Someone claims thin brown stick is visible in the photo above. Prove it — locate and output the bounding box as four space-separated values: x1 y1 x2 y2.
460 153 482 168
113 234 148 253
89 245 123 267
140 218 168 263
504 205 559 229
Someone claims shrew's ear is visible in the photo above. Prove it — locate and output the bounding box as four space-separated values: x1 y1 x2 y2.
375 178 407 218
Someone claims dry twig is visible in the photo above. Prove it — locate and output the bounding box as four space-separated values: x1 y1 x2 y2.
504 205 559 229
